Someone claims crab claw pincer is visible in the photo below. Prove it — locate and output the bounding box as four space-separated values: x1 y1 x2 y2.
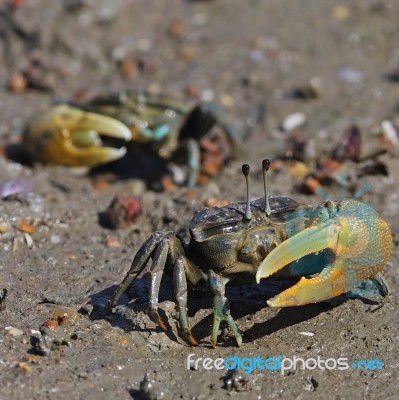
23 105 132 167
256 200 393 307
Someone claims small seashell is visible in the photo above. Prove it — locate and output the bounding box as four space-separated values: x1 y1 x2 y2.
52 308 80 326
282 112 306 132
299 331 315 337
380 120 399 149
5 326 24 337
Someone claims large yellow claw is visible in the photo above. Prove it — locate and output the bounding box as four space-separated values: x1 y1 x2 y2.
256 200 393 307
23 105 132 167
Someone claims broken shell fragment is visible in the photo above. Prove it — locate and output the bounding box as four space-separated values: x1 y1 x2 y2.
281 112 306 132
52 308 80 326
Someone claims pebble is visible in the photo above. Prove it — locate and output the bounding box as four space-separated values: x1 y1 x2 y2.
5 326 24 337
50 235 62 245
43 319 59 331
336 67 363 87
201 89 214 102
191 13 208 26
24 233 33 248
299 331 315 337
282 112 306 131
0 222 9 233
7 73 27 93
331 5 350 20
380 120 399 149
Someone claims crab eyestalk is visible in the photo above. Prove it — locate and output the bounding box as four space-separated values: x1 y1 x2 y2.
23 105 132 167
242 163 252 220
262 158 271 216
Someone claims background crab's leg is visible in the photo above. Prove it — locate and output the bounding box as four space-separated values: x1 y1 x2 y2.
208 271 242 347
147 233 185 331
173 256 207 346
186 139 200 188
107 232 166 312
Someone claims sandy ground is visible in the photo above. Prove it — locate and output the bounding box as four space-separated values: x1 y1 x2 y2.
0 0 399 399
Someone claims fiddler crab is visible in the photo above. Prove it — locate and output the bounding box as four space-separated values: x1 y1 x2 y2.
22 91 237 187
107 159 393 347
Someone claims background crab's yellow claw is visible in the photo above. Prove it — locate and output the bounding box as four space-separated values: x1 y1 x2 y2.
23 105 131 167
43 137 127 166
255 223 339 284
56 106 132 142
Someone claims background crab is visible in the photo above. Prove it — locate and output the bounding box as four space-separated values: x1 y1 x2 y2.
22 91 238 188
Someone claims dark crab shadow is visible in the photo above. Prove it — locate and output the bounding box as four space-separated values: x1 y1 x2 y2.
89 148 171 189
5 141 171 190
89 274 345 347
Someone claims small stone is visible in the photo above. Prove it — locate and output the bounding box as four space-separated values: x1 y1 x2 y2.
218 93 234 108
184 85 200 98
299 331 315 337
204 197 229 208
178 46 196 62
303 376 318 392
50 235 62 245
42 319 59 331
7 73 27 93
17 362 32 374
201 89 214 102
332 5 350 20
5 326 24 337
191 13 208 26
0 222 10 233
102 195 141 229
380 120 399 149
282 112 306 132
24 233 33 248
105 237 120 248
18 220 35 234
336 67 363 87
167 18 183 38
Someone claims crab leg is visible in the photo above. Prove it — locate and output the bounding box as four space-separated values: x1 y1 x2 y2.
173 256 207 346
209 271 242 347
107 232 166 312
256 201 393 307
147 233 185 330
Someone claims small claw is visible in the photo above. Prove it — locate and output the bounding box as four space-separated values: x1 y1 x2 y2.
23 105 131 167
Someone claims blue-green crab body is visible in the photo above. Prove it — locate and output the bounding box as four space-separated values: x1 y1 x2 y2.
107 194 392 347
